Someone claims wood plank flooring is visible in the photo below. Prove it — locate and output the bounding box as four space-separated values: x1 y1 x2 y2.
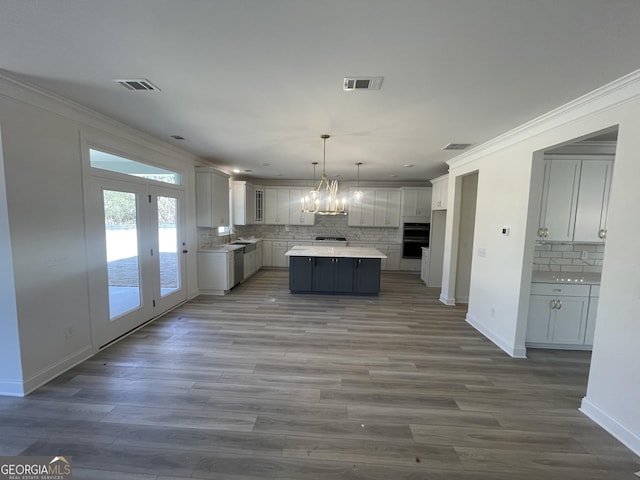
1 269 638 479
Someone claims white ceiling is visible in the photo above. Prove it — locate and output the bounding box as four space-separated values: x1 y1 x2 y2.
2 0 639 182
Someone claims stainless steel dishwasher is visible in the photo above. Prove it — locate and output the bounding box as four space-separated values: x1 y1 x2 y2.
233 246 244 286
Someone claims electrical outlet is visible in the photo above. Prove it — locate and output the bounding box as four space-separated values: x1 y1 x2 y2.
64 326 74 338
581 251 589 261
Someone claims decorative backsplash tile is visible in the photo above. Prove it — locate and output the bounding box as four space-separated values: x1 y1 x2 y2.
198 215 403 248
533 242 605 273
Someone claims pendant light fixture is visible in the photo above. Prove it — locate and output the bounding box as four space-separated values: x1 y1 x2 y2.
354 162 363 200
301 134 347 215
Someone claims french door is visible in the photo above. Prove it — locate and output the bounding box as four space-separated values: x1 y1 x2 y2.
87 177 186 347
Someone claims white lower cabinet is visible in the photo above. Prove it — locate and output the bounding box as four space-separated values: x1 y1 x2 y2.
585 285 599 346
375 244 401 271
261 240 288 268
420 248 429 283
255 240 263 270
243 249 256 280
526 282 598 349
272 241 288 267
197 251 234 295
262 240 272 267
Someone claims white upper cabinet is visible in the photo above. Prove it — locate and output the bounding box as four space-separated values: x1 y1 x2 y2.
232 181 255 226
348 188 376 226
574 160 613 242
537 158 581 242
288 189 316 226
374 189 401 227
348 188 400 227
401 187 432 219
264 188 290 225
196 168 230 228
431 175 449 210
536 156 613 242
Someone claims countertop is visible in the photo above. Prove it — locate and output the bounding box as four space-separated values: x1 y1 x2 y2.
532 271 601 285
198 244 245 253
285 245 387 259
198 238 262 253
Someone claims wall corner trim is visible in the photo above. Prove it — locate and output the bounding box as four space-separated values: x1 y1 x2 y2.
439 294 456 306
466 313 526 358
580 396 640 457
0 379 25 397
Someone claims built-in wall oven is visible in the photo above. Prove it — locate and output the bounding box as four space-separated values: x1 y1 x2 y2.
402 222 430 258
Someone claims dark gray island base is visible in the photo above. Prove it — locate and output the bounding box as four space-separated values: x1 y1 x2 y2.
286 246 386 295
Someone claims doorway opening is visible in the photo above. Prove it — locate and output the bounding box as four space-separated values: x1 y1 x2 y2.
84 147 186 348
522 126 617 353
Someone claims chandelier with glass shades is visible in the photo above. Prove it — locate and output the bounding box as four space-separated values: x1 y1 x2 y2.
301 134 347 215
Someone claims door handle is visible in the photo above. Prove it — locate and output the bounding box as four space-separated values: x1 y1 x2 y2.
182 249 188 254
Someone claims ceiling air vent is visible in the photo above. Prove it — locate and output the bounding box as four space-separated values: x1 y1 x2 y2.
442 143 472 151
343 76 383 91
113 79 161 91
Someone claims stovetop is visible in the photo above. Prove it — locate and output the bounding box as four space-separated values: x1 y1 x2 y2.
315 236 347 241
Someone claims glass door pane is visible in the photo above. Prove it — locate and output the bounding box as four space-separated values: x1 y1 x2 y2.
157 195 179 297
103 189 141 319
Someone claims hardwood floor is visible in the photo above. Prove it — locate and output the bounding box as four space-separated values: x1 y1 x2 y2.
1 269 638 479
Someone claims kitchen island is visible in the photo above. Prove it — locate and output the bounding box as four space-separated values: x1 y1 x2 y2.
285 245 387 295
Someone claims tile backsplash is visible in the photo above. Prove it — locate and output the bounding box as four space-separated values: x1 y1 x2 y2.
198 215 403 248
533 242 605 273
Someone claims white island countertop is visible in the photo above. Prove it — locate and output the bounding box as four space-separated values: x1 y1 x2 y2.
285 245 387 259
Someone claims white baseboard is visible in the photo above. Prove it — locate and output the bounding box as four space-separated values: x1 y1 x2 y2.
0 378 25 397
439 294 456 305
22 345 95 396
466 313 527 358
580 396 640 457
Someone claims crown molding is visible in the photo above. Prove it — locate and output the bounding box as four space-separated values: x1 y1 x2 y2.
0 69 202 165
447 68 640 170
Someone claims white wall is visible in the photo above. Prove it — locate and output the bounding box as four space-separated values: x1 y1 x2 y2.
0 74 202 395
454 172 478 303
0 124 24 395
443 70 640 455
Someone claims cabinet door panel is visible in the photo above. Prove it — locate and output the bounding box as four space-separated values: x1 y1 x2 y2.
526 295 554 343
312 257 335 291
354 258 381 294
272 244 288 267
539 159 580 241
334 258 354 293
289 257 313 291
574 160 613 242
349 189 375 226
585 296 598 346
552 297 587 344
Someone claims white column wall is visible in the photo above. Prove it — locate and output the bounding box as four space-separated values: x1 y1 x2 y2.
442 71 640 454
0 124 24 395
